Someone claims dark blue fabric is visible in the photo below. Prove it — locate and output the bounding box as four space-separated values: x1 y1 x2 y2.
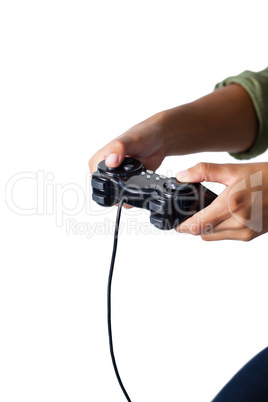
212 347 268 402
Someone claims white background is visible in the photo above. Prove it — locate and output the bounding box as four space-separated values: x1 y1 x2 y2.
1 1 268 401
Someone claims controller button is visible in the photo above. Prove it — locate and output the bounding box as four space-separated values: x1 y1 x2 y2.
92 193 107 205
156 176 160 181
146 169 154 175
123 163 135 171
149 200 166 215
92 177 107 191
160 175 166 179
150 215 166 230
146 174 151 179
141 171 145 176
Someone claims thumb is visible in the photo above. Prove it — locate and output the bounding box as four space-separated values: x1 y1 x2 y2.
105 139 129 168
176 162 234 185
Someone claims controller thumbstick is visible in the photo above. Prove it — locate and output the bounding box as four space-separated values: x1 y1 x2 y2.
123 163 135 171
98 157 143 177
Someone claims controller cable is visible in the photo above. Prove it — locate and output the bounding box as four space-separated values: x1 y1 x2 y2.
108 196 132 402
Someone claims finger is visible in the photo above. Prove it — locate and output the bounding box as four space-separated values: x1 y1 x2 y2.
176 162 236 186
201 227 255 241
88 132 144 173
195 211 256 241
207 214 244 233
116 202 133 209
175 189 230 235
123 204 133 209
88 140 127 173
104 139 130 168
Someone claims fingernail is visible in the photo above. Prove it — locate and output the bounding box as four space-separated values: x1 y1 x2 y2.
106 153 119 166
176 169 189 182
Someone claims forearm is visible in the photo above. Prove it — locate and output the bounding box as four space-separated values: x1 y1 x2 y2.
161 84 258 156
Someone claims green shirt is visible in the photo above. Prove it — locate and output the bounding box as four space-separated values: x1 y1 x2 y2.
215 67 268 160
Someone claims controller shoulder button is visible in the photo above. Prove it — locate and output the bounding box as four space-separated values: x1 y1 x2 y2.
150 215 168 230
149 199 166 215
91 176 108 191
92 193 107 205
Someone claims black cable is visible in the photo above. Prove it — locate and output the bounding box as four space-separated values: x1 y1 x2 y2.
107 196 132 402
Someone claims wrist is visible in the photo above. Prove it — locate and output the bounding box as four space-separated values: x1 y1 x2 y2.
161 103 200 156
159 84 259 157
144 110 170 156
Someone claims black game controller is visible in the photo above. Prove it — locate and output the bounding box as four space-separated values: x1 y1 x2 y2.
91 157 217 230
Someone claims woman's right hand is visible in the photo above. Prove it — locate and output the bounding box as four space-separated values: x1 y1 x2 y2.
88 112 167 174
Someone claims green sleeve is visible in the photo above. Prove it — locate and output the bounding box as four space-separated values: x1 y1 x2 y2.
215 67 268 160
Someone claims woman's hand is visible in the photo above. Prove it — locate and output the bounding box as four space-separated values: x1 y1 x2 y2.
89 84 258 175
88 112 167 174
176 162 268 241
